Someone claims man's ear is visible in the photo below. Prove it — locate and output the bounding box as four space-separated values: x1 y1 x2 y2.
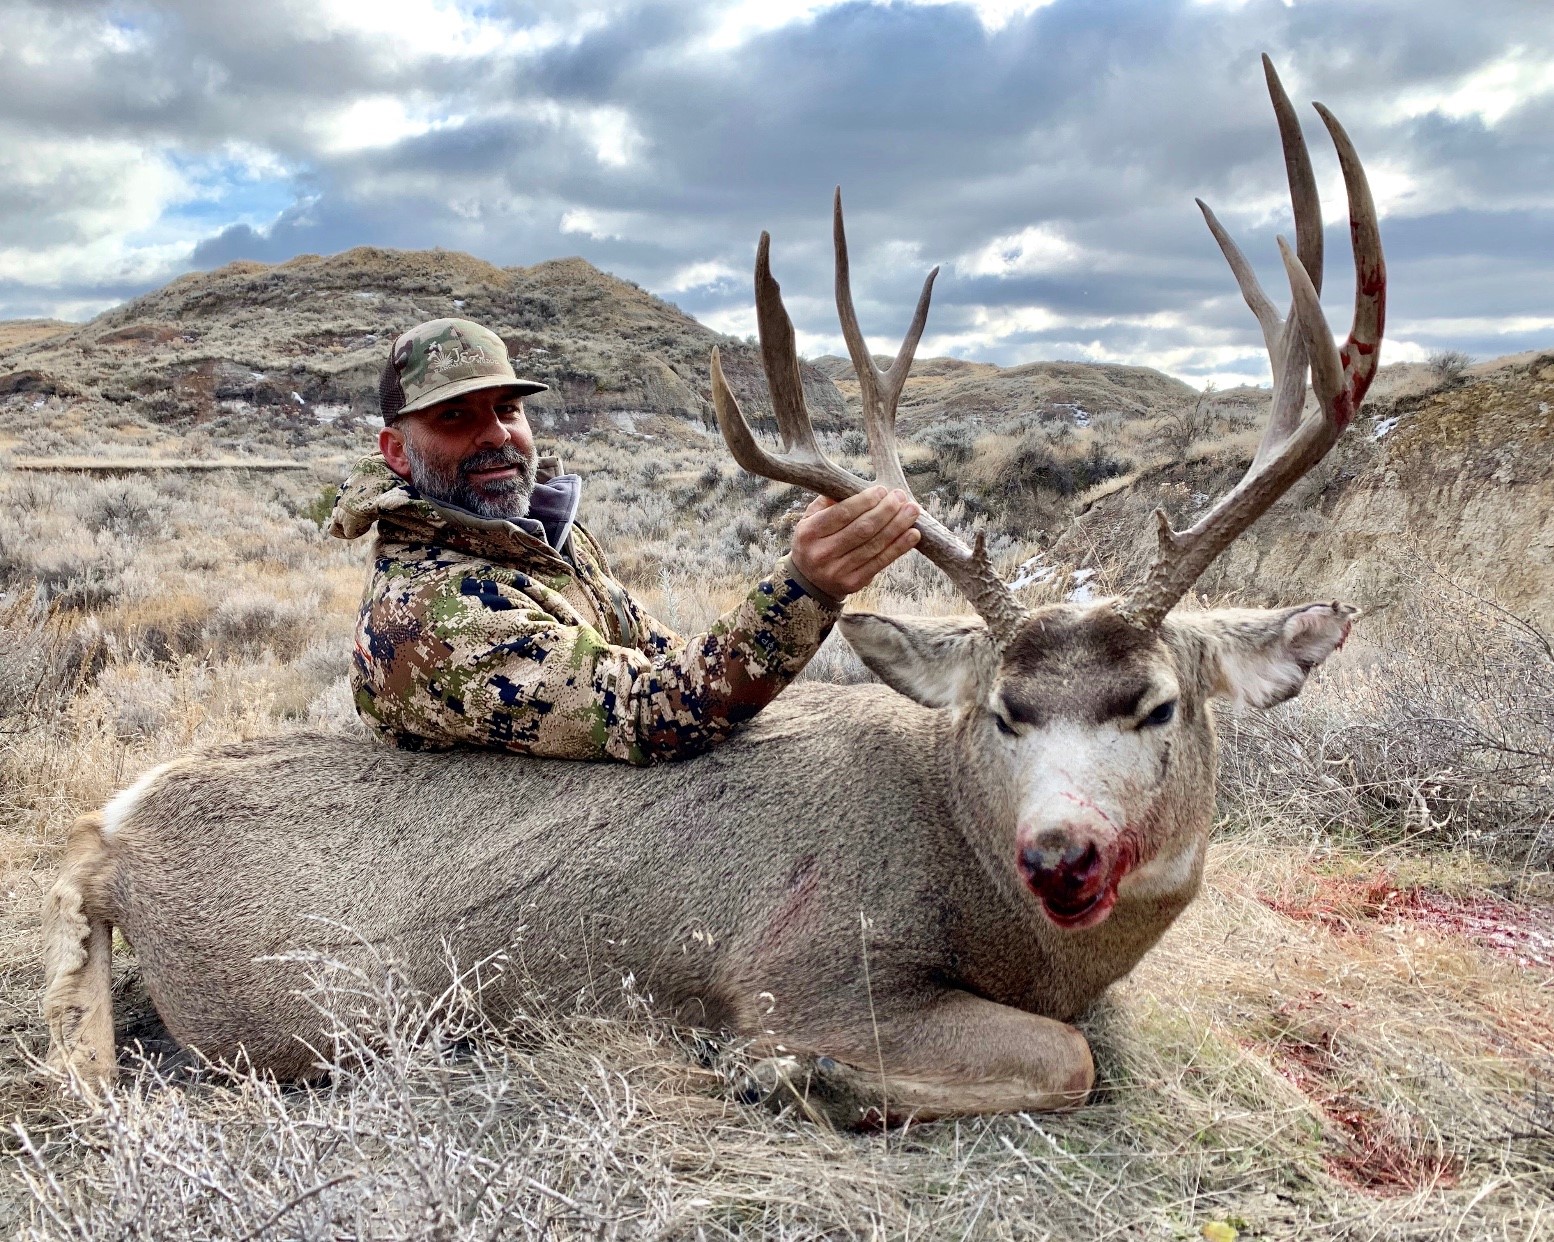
380 425 411 478
1184 602 1360 708
838 613 998 708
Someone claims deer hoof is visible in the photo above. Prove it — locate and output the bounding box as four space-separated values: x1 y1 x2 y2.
739 1053 874 1129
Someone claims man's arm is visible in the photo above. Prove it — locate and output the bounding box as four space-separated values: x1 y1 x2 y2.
354 554 840 764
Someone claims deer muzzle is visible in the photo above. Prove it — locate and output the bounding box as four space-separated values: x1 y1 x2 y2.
1018 828 1133 931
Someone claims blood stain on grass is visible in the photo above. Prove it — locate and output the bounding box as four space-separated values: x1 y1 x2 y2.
1261 872 1554 970
1265 1020 1463 1196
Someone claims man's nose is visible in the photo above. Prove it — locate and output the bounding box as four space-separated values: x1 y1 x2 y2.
472 409 511 449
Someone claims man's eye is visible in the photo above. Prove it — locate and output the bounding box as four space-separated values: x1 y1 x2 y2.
1141 700 1177 728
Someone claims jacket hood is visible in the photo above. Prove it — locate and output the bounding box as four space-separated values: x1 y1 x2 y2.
328 452 573 562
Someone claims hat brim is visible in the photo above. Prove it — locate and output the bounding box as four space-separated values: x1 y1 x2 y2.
393 373 549 419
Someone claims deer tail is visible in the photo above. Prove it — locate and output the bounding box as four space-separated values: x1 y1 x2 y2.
42 812 117 1092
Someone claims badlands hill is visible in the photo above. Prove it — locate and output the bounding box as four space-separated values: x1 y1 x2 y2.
813 353 1196 431
0 247 847 460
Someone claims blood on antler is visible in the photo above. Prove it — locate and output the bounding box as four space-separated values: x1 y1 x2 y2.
1115 55 1386 629
710 188 1028 643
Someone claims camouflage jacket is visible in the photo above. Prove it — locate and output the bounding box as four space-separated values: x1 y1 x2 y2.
328 454 841 765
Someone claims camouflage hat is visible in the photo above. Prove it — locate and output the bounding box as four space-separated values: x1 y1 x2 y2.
379 318 548 422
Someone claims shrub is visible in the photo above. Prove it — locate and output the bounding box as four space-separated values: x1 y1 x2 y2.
1217 578 1554 864
1427 349 1472 384
204 591 320 662
77 478 167 538
914 423 975 465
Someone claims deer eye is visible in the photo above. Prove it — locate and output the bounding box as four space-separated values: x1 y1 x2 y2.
994 713 1018 737
1140 700 1177 728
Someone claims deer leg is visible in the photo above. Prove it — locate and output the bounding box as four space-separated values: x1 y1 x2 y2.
750 990 1093 1128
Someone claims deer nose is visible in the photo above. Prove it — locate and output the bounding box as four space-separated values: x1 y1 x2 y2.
1018 834 1106 912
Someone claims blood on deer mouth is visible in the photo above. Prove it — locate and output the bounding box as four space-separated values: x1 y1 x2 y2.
1019 836 1140 931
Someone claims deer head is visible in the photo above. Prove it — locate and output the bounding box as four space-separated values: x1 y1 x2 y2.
711 56 1383 932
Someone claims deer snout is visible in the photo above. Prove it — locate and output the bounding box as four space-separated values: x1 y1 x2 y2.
1018 827 1119 930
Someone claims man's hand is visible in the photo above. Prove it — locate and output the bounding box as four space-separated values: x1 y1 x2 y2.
790 486 921 601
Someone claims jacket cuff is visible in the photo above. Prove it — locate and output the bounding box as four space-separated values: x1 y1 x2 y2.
777 553 845 613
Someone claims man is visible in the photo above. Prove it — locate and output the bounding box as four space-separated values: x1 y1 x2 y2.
329 317 920 764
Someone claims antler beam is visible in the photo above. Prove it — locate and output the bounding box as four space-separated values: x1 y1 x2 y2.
1116 55 1386 630
711 189 1027 644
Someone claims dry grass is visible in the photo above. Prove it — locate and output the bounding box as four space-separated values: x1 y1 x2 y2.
2 443 1552 1239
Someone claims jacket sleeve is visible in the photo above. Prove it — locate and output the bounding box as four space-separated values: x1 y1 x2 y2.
353 555 841 765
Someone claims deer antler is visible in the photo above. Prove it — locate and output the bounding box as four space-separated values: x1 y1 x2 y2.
1116 55 1386 630
711 188 1028 644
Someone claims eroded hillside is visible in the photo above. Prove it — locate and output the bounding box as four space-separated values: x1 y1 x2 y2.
1062 351 1554 626
0 247 843 460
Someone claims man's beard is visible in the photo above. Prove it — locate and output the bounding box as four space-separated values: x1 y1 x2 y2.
402 438 538 521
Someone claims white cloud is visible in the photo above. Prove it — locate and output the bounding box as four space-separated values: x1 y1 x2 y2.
1391 46 1554 127
700 0 1058 50
559 207 629 240
954 224 1082 278
313 96 448 155
308 0 585 61
666 260 742 292
0 128 193 287
582 106 647 167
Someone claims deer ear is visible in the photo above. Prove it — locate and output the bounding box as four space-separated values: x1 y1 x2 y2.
838 613 998 708
1191 602 1360 708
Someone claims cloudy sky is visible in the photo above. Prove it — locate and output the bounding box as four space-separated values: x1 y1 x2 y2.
2 0 1551 386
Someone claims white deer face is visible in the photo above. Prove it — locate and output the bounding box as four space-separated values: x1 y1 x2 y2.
839 600 1357 930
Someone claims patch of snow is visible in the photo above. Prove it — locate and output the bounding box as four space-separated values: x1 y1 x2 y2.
251 371 266 380
1065 566 1098 604
1048 401 1090 427
291 392 306 406
453 299 465 309
364 415 384 429
354 291 381 301
313 403 348 425
31 398 44 410
1540 402 1549 416
1008 554 1057 591
1372 416 1400 439
1191 491 1210 509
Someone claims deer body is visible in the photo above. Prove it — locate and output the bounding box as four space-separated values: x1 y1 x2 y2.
44 57 1385 1124
49 602 1352 1121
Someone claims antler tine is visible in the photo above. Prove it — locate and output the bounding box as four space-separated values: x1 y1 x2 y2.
710 347 860 500
711 199 1028 645
833 187 939 494
1315 102 1385 410
754 231 827 460
1266 54 1324 299
1116 62 1386 631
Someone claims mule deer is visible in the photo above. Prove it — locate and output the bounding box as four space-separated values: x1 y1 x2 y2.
44 57 1383 1124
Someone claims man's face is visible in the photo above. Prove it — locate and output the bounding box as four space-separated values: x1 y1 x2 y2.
381 387 539 520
